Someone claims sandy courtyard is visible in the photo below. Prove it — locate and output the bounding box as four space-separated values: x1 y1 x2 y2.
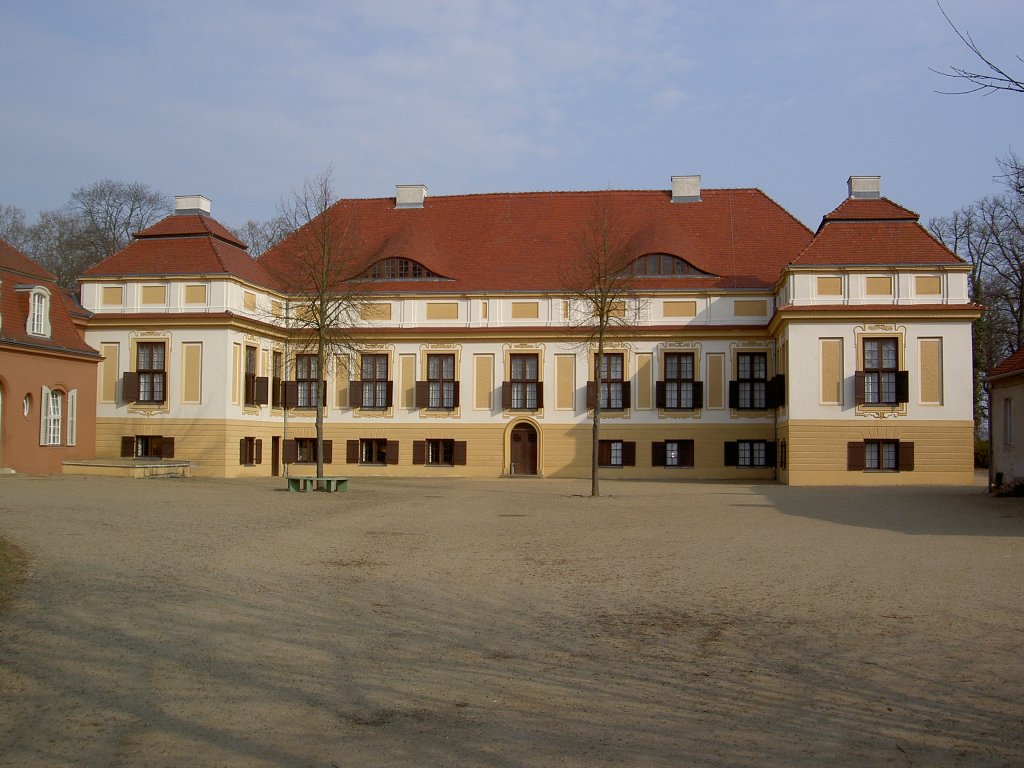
0 474 1021 767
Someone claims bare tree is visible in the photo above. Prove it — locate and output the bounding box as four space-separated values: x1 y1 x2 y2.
233 215 292 258
933 2 1024 95
562 201 646 497
67 179 171 265
0 204 30 251
275 166 370 483
26 209 93 289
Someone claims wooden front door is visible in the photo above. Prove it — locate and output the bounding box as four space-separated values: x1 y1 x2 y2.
510 423 537 475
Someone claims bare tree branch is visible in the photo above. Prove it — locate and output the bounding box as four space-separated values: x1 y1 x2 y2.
933 2 1024 95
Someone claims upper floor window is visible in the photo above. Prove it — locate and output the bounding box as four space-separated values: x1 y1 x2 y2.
360 258 443 281
137 342 166 403
598 353 625 410
24 287 51 338
662 352 696 409
360 354 389 409
734 353 767 409
427 353 456 409
507 354 540 410
625 253 714 278
862 338 898 404
296 354 321 408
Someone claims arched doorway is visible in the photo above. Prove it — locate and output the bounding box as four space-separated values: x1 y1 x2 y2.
509 422 538 476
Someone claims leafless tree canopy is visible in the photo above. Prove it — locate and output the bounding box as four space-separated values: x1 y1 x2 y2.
561 200 646 497
232 215 292 258
933 2 1024 95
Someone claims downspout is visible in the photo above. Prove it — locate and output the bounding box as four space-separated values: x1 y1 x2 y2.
985 379 992 493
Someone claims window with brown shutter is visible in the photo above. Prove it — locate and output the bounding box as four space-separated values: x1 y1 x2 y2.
598 439 635 467
506 354 541 409
857 338 908 406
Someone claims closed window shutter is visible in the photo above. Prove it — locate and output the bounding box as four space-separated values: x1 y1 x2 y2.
847 441 865 471
452 381 460 408
621 382 631 409
385 381 394 408
415 381 429 408
898 441 915 471
255 439 263 465
724 441 739 466
854 372 866 406
122 372 140 403
386 441 400 465
535 381 544 409
655 382 666 408
651 441 666 467
254 377 269 405
895 371 910 404
283 439 298 464
586 381 596 409
322 381 328 407
239 438 248 465
121 436 135 458
66 389 77 446
282 381 299 408
501 382 512 409
692 381 704 409
772 374 785 408
765 441 777 468
681 440 695 467
622 441 636 467
453 441 467 465
346 440 359 464
161 437 175 458
728 381 739 409
322 440 333 464
412 440 426 465
349 382 363 408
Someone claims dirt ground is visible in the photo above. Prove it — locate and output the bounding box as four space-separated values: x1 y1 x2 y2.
0 473 1021 767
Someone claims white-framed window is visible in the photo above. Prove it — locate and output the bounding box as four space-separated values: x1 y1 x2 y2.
66 389 77 446
39 386 78 447
23 286 51 338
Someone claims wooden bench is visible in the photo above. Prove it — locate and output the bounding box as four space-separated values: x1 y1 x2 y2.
287 476 350 492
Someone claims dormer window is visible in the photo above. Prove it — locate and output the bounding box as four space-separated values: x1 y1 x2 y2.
359 258 444 281
21 286 51 338
625 254 714 278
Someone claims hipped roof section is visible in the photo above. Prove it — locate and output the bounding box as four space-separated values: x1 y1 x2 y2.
0 239 98 357
83 213 282 291
792 197 963 267
987 347 1024 380
259 188 816 293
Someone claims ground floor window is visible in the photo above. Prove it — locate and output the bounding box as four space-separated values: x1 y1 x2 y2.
598 439 636 467
412 439 467 466
121 435 175 459
724 440 775 468
239 437 262 465
848 440 913 472
361 438 388 465
652 439 694 467
283 438 333 465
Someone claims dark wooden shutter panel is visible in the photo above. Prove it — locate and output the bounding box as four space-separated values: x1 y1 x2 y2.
651 441 666 467
122 372 139 403
898 441 915 471
385 381 394 408
681 440 695 467
655 382 666 408
283 439 297 464
765 441 777 468
728 381 739 409
349 382 363 408
412 440 426 465
453 441 467 465
692 381 704 409
501 382 512 409
586 382 596 409
255 439 263 465
321 440 333 464
161 437 175 458
346 440 359 464
621 381 631 409
452 381 460 408
772 374 786 408
854 372 866 406
724 441 739 466
415 381 429 408
239 438 248 465
598 440 611 467
282 381 299 408
622 441 636 467
322 381 328 407
121 436 135 457
535 381 544 409
272 378 282 408
386 441 400 465
895 371 910 404
254 377 269 405
847 441 865 471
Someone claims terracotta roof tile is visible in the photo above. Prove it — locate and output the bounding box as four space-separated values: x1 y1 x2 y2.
259 189 815 293
83 214 281 290
0 239 99 357
988 347 1024 380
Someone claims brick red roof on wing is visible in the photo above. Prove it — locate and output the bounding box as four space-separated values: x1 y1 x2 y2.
987 347 1024 380
82 214 281 290
794 197 963 267
259 189 815 292
0 239 98 357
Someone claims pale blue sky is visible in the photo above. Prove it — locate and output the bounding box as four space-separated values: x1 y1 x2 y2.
2 0 1022 233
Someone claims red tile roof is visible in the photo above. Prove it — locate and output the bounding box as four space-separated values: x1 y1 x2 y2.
82 214 281 290
0 239 99 358
259 189 815 292
793 197 962 267
987 348 1024 380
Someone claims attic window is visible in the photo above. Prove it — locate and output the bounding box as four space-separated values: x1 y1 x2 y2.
22 286 52 338
625 254 713 278
360 257 443 281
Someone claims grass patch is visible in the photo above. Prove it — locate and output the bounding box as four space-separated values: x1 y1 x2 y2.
0 537 28 609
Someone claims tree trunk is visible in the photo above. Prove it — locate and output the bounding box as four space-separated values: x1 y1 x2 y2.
591 332 604 497
316 345 325 481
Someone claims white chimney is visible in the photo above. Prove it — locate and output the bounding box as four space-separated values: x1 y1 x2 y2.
671 175 701 203
847 176 881 199
396 184 428 209
174 195 212 216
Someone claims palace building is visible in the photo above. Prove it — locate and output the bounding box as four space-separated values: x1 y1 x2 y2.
78 176 980 484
